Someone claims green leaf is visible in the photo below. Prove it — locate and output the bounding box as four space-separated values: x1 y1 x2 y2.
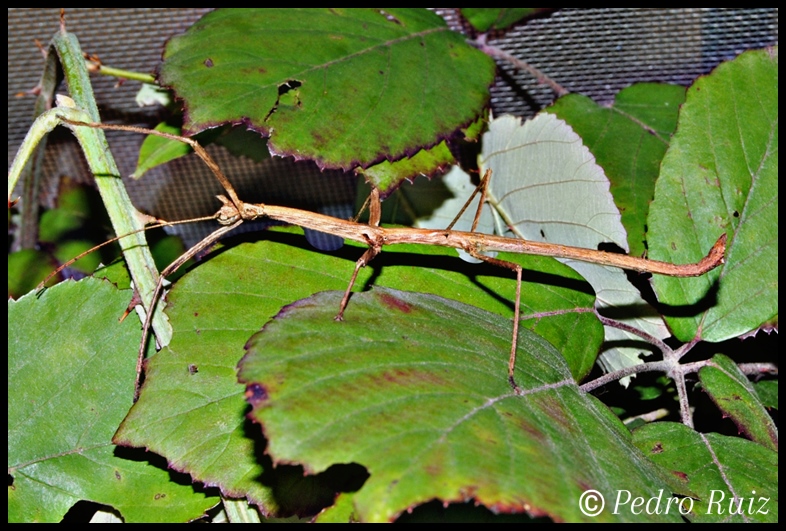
313 492 359 523
131 121 238 179
461 8 550 32
546 83 686 257
7 249 55 297
239 288 680 522
131 121 192 179
753 380 778 410
480 113 668 381
357 141 455 194
632 422 778 523
113 227 601 515
698 354 778 451
159 9 495 189
8 278 218 522
648 47 778 342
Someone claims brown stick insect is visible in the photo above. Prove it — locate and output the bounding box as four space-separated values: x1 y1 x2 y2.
36 117 728 398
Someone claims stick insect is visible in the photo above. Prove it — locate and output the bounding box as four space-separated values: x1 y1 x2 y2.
20 116 728 399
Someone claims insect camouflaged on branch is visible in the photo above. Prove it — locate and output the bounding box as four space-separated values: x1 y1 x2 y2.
55 118 728 399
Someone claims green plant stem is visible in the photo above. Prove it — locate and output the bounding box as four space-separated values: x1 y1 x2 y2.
221 497 262 523
32 30 173 348
88 61 156 84
13 44 63 251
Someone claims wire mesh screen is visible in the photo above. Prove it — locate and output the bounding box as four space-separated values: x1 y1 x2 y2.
7 8 778 247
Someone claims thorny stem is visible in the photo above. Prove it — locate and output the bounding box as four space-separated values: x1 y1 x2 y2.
673 336 701 361
582 312 693 425
581 313 699 426
737 362 779 376
678 360 779 377
471 35 570 96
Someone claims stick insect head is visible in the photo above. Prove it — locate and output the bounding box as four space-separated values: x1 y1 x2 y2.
216 195 243 225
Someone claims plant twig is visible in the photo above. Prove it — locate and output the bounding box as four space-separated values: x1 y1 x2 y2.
471 35 570 96
579 360 670 393
592 310 673 354
84 56 157 84
737 362 779 376
671 368 694 428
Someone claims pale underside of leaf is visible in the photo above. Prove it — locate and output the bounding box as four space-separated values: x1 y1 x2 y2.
480 113 669 380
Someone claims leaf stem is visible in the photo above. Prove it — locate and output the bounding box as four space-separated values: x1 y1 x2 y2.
85 58 157 84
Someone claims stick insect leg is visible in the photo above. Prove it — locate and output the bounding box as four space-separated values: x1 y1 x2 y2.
465 250 524 394
456 169 524 392
335 186 383 321
58 118 246 214
53 119 252 400
135 218 243 401
445 169 492 232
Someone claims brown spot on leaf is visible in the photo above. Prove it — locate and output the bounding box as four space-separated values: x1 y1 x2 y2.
671 470 689 482
378 292 412 313
651 442 663 454
204 58 213 68
517 418 545 441
154 493 166 500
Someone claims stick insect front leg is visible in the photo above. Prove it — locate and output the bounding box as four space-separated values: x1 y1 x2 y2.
335 185 383 321
49 118 253 399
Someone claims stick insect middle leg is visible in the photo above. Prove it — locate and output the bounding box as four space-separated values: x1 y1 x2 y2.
448 169 525 392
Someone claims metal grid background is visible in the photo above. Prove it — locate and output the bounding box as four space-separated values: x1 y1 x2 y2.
8 8 779 247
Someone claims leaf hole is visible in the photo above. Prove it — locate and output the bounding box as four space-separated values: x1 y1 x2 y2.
278 80 302 96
